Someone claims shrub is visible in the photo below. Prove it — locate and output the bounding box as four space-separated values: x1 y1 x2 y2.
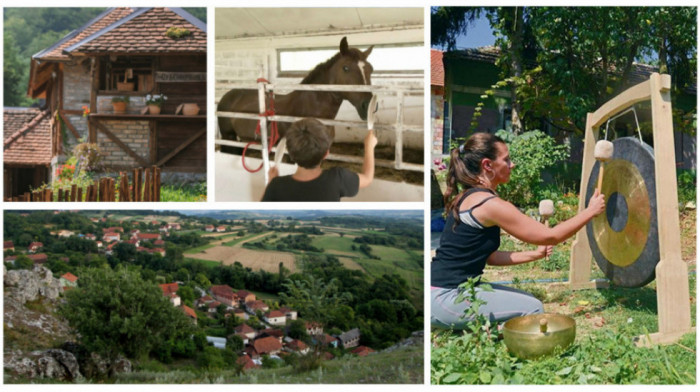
495 129 570 208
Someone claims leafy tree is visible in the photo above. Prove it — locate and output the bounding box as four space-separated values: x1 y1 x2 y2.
3 33 26 106
60 266 195 370
226 334 244 352
279 276 352 325
287 319 309 341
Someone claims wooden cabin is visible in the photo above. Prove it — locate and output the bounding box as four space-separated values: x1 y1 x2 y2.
7 7 206 198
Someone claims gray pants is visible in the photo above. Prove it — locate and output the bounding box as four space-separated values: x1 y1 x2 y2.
431 283 544 330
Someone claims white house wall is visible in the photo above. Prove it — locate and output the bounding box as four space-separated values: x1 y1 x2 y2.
215 28 424 149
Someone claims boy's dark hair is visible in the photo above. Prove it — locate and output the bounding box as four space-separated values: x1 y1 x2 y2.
285 118 332 169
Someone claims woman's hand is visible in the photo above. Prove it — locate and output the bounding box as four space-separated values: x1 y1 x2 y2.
536 245 553 260
587 188 606 217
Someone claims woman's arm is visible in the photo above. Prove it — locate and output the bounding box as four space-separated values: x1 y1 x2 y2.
487 246 552 266
475 189 606 246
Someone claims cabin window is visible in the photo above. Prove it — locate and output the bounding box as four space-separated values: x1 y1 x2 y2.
98 56 154 93
277 43 423 77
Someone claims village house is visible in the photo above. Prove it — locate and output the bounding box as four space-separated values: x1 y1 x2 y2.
28 242 43 253
259 328 284 343
159 226 169 233
234 324 257 341
159 282 180 306
250 336 282 358
57 230 75 238
4 241 15 251
95 241 103 248
167 223 181 230
204 225 215 232
103 232 120 242
138 247 166 257
216 225 226 232
278 306 297 321
85 233 96 241
207 301 222 314
233 309 248 321
305 322 323 336
103 227 124 233
246 300 269 314
285 339 309 355
210 284 239 307
28 254 48 264
130 229 140 235
236 290 256 304
136 232 161 242
60 272 78 290
264 310 287 326
237 355 258 371
338 328 361 349
4 256 17 265
3 8 208 200
181 304 197 325
126 239 140 247
319 333 339 348
195 295 214 308
351 346 374 357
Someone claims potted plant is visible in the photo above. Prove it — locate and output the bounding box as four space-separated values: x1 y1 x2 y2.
145 94 167 115
111 96 130 114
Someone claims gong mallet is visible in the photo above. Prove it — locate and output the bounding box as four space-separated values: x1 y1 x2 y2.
539 199 554 260
594 140 614 192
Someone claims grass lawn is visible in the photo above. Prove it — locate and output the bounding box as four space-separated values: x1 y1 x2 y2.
160 183 207 202
184 257 220 269
431 208 697 385
310 235 358 253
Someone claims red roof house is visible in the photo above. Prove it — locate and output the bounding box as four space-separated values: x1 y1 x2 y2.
252 336 282 356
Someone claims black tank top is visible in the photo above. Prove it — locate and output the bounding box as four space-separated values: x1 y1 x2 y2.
431 188 500 289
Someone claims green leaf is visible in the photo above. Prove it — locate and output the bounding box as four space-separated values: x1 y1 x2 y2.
442 373 463 384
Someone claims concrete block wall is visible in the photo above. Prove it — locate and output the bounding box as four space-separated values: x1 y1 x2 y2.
97 120 150 168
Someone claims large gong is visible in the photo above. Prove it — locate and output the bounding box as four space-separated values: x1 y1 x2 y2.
585 137 659 287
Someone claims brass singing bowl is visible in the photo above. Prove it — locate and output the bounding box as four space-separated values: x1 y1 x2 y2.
503 313 576 359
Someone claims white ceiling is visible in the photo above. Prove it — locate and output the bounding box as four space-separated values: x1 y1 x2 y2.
215 8 423 39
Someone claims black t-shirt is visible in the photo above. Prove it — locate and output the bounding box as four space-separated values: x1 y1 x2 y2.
261 167 360 202
431 188 501 289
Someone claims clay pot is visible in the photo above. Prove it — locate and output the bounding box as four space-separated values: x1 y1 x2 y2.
112 102 127 114
148 104 161 115
182 103 199 116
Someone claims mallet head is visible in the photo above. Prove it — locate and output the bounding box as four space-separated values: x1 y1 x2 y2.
539 199 554 218
594 140 614 162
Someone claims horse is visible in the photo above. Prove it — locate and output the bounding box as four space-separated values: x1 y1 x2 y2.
217 37 374 144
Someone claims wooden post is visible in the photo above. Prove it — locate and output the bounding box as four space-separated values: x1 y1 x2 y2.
71 184 77 201
58 189 64 202
144 169 152 201
77 187 83 202
88 57 98 142
637 73 694 346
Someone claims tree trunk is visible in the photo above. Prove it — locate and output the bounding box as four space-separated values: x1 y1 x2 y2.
506 7 524 134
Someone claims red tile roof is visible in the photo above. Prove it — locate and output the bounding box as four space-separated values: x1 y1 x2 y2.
266 310 285 319
351 346 374 356
253 336 282 355
3 108 52 166
34 8 135 61
137 233 161 240
28 254 48 263
211 284 236 301
181 304 197 319
237 355 258 370
4 241 14 249
67 8 206 55
287 339 307 351
431 49 444 87
159 282 179 296
234 324 256 335
61 272 79 283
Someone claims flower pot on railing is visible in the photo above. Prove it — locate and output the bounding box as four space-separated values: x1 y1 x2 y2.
148 104 161 115
182 103 200 116
112 102 127 114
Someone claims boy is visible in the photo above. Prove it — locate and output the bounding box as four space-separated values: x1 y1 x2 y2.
261 118 377 201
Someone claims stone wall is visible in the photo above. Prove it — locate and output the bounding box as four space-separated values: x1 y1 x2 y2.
96 120 150 168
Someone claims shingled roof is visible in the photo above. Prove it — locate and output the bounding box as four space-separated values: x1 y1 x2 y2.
431 49 444 87
65 8 206 55
3 108 52 166
33 8 136 62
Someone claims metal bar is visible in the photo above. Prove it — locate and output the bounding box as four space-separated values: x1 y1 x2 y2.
215 111 422 133
394 90 405 170
217 83 422 94
258 80 270 184
215 139 421 172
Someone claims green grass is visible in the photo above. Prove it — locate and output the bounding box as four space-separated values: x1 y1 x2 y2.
222 232 268 247
310 236 358 253
184 257 221 269
160 182 207 202
111 343 422 384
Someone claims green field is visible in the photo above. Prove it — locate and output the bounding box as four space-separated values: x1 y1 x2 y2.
184 258 221 269
221 232 269 247
310 235 358 253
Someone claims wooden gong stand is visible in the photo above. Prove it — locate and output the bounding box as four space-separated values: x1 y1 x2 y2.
568 73 693 346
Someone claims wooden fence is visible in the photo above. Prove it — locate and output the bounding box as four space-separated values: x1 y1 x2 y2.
7 166 161 202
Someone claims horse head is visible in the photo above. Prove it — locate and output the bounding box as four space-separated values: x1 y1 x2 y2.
304 37 375 120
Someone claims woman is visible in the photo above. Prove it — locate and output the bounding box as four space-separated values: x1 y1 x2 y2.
431 132 605 329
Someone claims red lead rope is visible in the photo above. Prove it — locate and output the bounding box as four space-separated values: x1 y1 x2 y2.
241 78 280 173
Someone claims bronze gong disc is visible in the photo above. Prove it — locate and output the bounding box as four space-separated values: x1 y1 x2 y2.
585 137 658 287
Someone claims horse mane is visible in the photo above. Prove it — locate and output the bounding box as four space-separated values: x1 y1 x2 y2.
300 49 364 84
